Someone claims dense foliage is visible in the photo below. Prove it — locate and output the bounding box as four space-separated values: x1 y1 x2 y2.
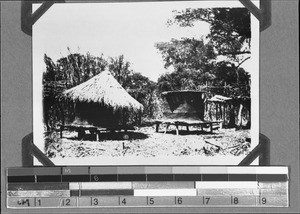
43 51 157 131
156 8 251 98
169 8 251 60
155 8 252 128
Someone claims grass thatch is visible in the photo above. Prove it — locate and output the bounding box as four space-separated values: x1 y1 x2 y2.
63 70 143 112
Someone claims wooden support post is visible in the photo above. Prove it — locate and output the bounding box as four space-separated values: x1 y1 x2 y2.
219 103 222 120
155 122 159 132
215 104 218 120
209 104 212 121
223 104 226 126
164 124 169 134
210 123 213 133
175 124 179 135
60 125 63 138
237 103 244 128
78 128 85 139
186 126 189 132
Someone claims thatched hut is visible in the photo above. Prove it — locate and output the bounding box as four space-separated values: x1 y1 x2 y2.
63 70 143 128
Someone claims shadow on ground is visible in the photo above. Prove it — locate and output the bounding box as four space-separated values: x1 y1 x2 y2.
66 131 149 141
159 130 217 136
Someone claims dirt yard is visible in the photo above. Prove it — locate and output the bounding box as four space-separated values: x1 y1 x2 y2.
45 125 252 165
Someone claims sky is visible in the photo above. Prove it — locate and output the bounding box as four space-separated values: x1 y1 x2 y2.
33 1 253 82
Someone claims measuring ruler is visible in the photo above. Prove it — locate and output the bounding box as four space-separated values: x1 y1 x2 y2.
6 166 288 208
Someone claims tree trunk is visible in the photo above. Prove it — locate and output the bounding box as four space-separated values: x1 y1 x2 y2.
228 105 236 128
219 104 222 120
147 93 153 117
237 103 244 129
215 103 218 120
209 103 212 121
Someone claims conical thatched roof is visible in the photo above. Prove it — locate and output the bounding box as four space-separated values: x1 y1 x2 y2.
63 70 143 112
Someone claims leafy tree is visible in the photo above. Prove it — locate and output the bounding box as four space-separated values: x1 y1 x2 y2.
108 55 132 87
212 61 250 87
155 38 215 71
155 37 217 91
169 8 251 60
56 51 107 88
126 73 157 118
157 68 215 92
169 8 251 84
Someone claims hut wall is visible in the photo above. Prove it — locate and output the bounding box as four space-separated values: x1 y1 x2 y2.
74 102 122 127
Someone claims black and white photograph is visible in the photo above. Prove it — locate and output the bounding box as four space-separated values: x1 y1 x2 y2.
33 0 259 165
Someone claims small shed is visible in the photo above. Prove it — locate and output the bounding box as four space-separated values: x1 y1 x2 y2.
155 90 221 134
206 94 251 128
206 94 232 122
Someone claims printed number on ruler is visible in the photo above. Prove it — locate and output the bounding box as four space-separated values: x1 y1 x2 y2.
204 197 210 205
175 197 183 205
91 197 100 206
61 198 76 207
233 197 239 205
148 197 155 205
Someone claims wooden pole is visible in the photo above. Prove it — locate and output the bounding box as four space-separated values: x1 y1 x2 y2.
219 103 222 120
215 103 218 120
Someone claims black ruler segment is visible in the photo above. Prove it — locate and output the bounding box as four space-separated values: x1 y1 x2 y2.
37 175 61 182
228 174 257 181
147 174 173 181
62 175 90 182
118 174 146 181
91 174 118 182
70 190 80 197
202 174 228 181
7 182 69 191
7 176 35 183
174 174 202 181
257 174 288 181
80 189 134 196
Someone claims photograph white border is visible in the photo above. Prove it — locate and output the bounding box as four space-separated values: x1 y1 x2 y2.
33 0 259 166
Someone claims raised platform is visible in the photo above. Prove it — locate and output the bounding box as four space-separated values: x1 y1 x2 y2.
59 124 135 140
155 119 222 135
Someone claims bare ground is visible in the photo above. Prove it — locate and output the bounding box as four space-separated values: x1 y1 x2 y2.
45 125 251 162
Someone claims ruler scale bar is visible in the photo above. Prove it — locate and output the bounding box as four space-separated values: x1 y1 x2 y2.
6 166 289 208
8 183 69 191
195 181 258 189
134 189 197 196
